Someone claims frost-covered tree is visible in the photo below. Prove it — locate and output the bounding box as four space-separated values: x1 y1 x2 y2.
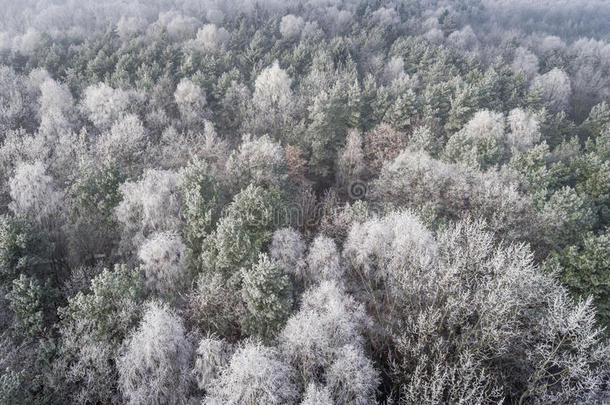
306 235 343 284
323 7 353 35
204 340 299 405
39 78 72 115
0 66 32 134
240 253 292 340
318 199 370 244
569 38 610 118
174 78 207 126
193 336 233 392
117 301 193 405
301 383 333 405
386 88 418 132
302 69 360 180
116 16 146 39
219 80 251 136
12 28 42 55
424 27 444 44
0 129 46 180
447 25 478 51
8 161 63 228
408 125 438 155
343 213 610 403
343 210 438 292
81 83 131 130
269 227 306 278
115 169 182 252
326 344 379 405
540 186 596 250
532 68 572 113
0 31 9 51
96 114 148 168
157 11 198 41
383 56 405 84
199 184 285 279
57 265 144 404
363 123 409 172
6 274 49 339
506 142 555 200
0 367 24 404
336 130 365 192
138 231 188 297
157 122 228 171
178 158 220 252
584 102 610 142
186 271 243 339
443 110 506 169
279 281 372 385
374 149 544 249
343 210 438 346
506 108 541 151
280 14 305 39
554 230 610 328
0 215 51 286
26 68 51 92
205 7 225 24
38 79 74 137
511 47 539 82
225 134 286 193
191 24 230 52
372 6 400 26
64 159 124 264
251 61 295 136
445 82 478 134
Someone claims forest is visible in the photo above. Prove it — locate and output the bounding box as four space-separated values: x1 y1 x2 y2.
0 0 609 403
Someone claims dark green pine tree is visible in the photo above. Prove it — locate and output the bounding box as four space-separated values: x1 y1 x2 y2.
445 82 477 134
387 88 418 132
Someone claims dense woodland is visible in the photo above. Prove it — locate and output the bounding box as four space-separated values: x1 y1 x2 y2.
0 0 609 403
